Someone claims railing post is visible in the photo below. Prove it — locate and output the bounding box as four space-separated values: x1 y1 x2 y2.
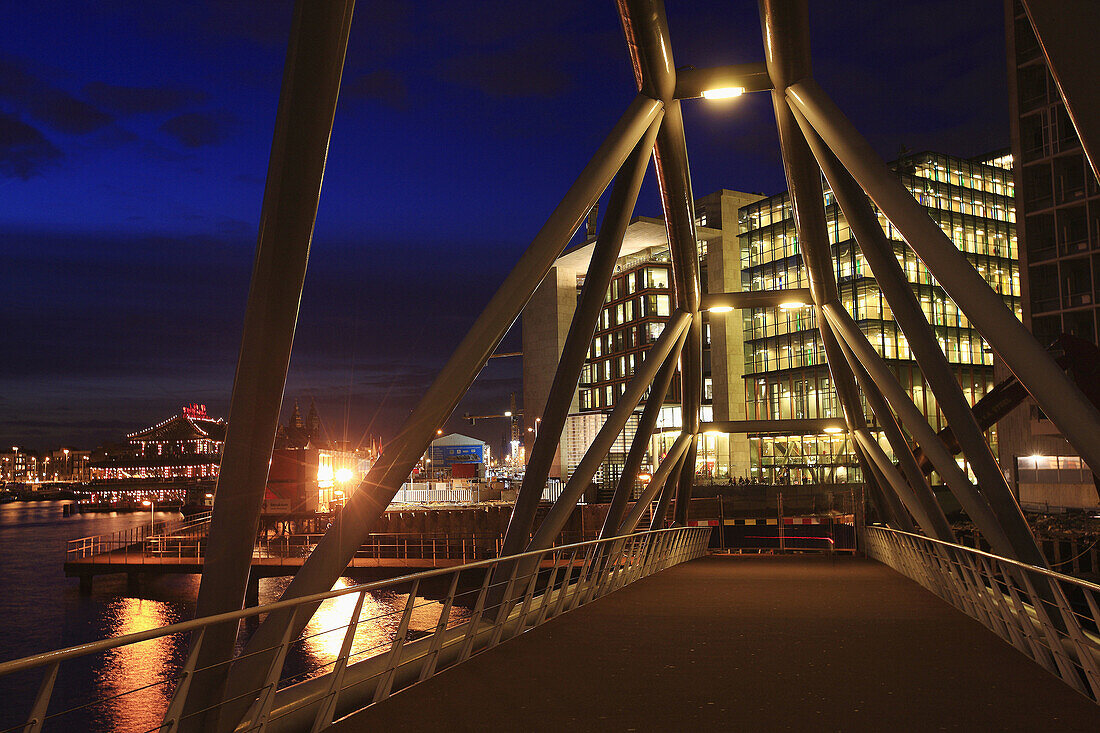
243 604 305 732
418 571 460 683
22 661 59 733
161 629 207 732
373 579 420 703
457 569 494 664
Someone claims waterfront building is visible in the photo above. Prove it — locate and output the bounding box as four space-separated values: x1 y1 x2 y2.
0 447 39 483
1000 0 1100 509
90 403 225 480
524 195 762 495
740 151 1019 485
268 400 365 514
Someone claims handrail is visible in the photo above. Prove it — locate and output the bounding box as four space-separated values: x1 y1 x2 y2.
864 525 1100 704
4 525 699 676
2 525 711 733
869 524 1100 593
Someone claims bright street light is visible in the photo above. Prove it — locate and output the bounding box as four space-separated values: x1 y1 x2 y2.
141 499 155 534
701 86 745 100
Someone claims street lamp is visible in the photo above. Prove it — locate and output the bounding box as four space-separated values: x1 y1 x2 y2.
141 499 155 535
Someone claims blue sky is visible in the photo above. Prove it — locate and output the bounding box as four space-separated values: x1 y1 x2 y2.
0 1 1011 452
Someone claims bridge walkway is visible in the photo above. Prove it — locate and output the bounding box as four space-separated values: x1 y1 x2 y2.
334 555 1099 732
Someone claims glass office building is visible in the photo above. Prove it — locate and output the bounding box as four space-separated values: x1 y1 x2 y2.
739 151 1019 484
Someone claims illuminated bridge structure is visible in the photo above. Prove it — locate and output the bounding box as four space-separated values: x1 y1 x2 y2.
3 1 1100 730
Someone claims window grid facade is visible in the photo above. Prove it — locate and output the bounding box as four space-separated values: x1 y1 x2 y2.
739 151 1019 484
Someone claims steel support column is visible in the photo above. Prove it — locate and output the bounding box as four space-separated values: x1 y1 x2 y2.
853 429 923 534
599 328 682 539
860 443 915 532
620 432 694 533
180 1 355 725
760 0 908 527
502 112 664 558
786 76 1100 484
616 0 703 525
527 315 690 550
822 303 1018 557
850 356 955 541
217 94 663 723
791 115 967 541
649 449 685 529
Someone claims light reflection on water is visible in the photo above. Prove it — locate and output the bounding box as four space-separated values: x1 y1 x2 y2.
0 502 470 733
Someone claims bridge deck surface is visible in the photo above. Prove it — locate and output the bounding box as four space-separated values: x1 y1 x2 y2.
334 555 1098 732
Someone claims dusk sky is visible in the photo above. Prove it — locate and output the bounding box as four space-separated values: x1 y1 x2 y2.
0 1 1010 453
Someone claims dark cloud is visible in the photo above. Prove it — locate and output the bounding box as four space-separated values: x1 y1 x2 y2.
0 54 113 134
344 70 408 110
0 114 62 179
28 92 112 133
84 82 207 114
160 111 235 147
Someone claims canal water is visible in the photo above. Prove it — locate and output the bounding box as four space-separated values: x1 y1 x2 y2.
0 501 468 733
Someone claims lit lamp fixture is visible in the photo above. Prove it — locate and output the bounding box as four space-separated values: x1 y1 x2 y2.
708 305 734 313
823 426 844 434
335 467 354 483
779 301 809 310
701 86 745 100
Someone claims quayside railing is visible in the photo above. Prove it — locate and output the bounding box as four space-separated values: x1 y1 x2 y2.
864 525 1100 704
66 512 213 560
1 525 711 732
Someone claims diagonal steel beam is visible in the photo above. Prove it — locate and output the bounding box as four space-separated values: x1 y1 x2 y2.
620 431 694 533
858 438 916 532
848 354 955 541
616 0 704 524
759 0 913 529
649 448 686 529
502 111 664 558
599 325 682 538
822 302 1018 557
527 313 691 550
790 112 968 541
179 2 356 725
215 93 663 725
853 429 926 534
786 76 1100 494
1020 0 1100 182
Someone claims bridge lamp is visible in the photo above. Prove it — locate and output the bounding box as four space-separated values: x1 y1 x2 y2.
708 305 734 313
504 411 512 417
701 86 745 100
823 427 844 434
779 301 809 310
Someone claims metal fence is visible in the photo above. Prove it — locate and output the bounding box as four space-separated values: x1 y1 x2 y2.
66 512 212 560
3 525 711 732
864 525 1100 704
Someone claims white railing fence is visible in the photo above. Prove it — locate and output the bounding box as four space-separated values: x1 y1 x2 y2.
864 525 1100 705
1 526 711 733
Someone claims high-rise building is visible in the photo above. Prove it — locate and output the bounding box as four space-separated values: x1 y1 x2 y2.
999 0 1100 509
739 151 1019 488
523 194 761 496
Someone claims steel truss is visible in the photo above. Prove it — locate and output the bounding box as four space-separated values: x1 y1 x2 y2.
175 0 1100 726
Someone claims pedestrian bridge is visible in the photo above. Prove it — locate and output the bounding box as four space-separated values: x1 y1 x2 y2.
2 526 1098 732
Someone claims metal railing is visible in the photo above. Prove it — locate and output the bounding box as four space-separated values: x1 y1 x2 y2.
3 525 711 732
66 528 605 569
864 526 1100 704
66 512 212 560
